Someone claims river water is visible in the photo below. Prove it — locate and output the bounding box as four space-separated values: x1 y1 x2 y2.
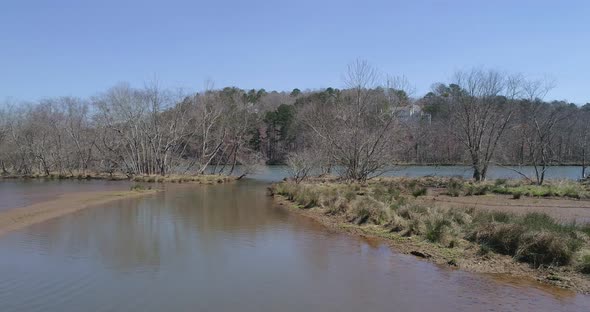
0 167 589 311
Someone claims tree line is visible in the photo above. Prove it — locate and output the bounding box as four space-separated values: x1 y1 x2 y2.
1 61 589 183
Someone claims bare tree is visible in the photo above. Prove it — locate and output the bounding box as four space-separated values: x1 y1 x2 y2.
519 102 571 184
285 149 318 183
448 69 522 181
302 60 408 181
576 108 590 179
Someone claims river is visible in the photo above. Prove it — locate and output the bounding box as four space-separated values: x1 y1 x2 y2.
0 167 589 311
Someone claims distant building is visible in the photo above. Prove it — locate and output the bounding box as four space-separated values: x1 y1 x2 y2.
393 104 431 124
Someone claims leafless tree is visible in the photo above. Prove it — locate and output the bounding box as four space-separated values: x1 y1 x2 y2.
285 149 318 183
302 60 409 181
448 69 523 181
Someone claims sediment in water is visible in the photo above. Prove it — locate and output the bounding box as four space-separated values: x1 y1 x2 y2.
0 189 159 237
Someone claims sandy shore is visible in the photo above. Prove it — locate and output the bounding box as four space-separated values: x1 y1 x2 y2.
0 189 159 237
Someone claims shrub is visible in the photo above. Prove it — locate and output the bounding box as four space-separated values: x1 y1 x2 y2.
512 191 523 199
404 217 427 237
386 212 409 233
344 189 357 201
562 185 582 199
465 184 489 196
446 208 472 225
294 187 320 208
469 223 526 255
494 179 508 186
472 210 512 224
477 244 492 256
390 196 409 211
446 178 463 197
372 185 399 203
515 231 578 266
469 212 584 267
412 187 427 198
347 196 388 225
578 252 590 274
520 213 559 231
424 214 454 245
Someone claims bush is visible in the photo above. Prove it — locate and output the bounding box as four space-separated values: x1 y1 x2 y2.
477 244 492 256
446 208 473 225
472 210 512 224
469 212 584 267
515 231 578 266
294 187 320 208
520 213 559 231
494 179 508 186
512 191 523 199
412 187 427 198
386 212 409 233
470 223 526 255
347 196 388 225
424 214 454 245
344 189 357 201
465 184 489 196
446 178 464 197
578 252 590 274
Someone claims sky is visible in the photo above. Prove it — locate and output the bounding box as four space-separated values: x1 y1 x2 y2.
1 0 589 104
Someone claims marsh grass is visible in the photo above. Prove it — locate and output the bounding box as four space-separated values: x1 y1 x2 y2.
132 174 234 184
130 184 151 191
490 181 589 199
577 252 590 274
446 178 464 197
271 180 590 271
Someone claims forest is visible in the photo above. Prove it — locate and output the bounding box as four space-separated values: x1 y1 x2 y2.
1 61 589 183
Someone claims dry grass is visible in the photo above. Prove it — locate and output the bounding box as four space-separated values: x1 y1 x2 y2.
131 174 235 184
271 180 590 271
0 172 236 184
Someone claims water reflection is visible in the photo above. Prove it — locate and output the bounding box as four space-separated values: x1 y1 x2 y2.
0 181 588 311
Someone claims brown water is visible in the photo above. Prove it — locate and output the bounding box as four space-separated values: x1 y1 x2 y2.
0 179 131 211
0 180 589 311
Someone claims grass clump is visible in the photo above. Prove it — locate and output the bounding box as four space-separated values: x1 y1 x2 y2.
469 212 585 266
271 180 590 270
577 252 590 274
412 187 428 198
491 181 589 199
465 184 490 196
512 191 523 199
445 178 464 197
424 214 455 245
130 184 151 191
347 196 388 225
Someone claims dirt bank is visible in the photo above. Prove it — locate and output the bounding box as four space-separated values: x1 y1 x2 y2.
416 191 590 223
0 189 159 237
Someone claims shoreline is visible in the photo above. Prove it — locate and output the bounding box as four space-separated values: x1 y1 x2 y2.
0 173 237 184
0 189 159 238
273 195 590 294
270 178 590 294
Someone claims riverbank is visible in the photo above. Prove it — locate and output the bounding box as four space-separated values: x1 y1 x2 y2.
0 188 159 237
269 177 590 293
0 173 237 184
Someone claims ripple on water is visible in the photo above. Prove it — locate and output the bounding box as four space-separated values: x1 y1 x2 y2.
0 181 589 312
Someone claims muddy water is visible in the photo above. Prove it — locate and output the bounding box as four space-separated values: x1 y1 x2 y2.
0 179 130 211
0 181 589 311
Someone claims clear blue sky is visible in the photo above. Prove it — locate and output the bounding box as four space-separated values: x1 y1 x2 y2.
1 0 589 103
